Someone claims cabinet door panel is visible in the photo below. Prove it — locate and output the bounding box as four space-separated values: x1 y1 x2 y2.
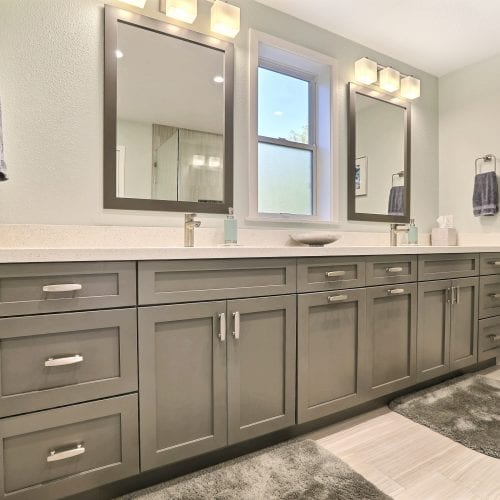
297 289 367 423
365 284 417 397
450 277 478 370
417 281 451 382
138 302 227 470
227 295 296 444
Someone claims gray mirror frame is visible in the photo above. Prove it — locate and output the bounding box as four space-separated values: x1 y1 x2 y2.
103 5 234 214
347 82 411 223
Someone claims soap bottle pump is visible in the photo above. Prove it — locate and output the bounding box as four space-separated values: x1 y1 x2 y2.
224 207 238 245
408 218 418 245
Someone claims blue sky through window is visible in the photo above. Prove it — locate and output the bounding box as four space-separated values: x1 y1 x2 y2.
258 67 310 144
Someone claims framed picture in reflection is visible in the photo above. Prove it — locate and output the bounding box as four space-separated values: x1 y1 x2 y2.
355 156 367 196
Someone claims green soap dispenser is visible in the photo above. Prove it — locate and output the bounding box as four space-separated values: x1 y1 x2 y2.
408 218 418 245
224 207 238 245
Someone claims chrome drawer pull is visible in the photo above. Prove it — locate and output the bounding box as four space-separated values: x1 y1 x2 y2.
386 267 403 273
45 355 83 367
488 334 500 342
328 294 348 303
233 311 240 340
218 313 226 342
489 293 500 299
47 444 85 463
325 271 346 278
489 261 500 266
42 284 82 293
387 288 405 295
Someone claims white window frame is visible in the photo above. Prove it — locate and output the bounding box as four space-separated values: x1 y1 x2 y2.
248 29 339 224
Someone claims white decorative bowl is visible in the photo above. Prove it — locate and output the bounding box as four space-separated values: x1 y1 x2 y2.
290 232 340 247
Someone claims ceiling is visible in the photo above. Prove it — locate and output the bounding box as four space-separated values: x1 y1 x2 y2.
255 0 500 76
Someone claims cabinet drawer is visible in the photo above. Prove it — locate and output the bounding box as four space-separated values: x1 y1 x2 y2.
138 259 296 305
418 254 479 281
478 317 500 362
0 394 139 500
479 275 500 319
366 255 417 286
0 262 136 317
0 309 137 417
480 253 500 275
297 257 365 292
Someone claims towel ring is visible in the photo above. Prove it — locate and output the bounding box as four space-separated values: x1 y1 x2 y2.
392 171 404 187
475 154 497 175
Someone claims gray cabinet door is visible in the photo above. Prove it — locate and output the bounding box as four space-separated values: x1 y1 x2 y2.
138 301 228 470
297 289 367 424
417 280 452 382
478 317 500 362
450 277 479 370
364 284 417 398
479 275 500 318
227 295 296 444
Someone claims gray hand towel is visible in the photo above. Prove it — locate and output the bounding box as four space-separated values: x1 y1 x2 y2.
473 171 498 216
388 186 404 216
0 99 7 181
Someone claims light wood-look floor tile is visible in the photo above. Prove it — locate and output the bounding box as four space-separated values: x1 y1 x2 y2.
307 366 500 499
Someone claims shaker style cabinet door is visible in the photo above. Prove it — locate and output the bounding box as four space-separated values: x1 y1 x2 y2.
364 284 417 398
417 280 452 382
226 295 296 444
138 301 228 470
297 289 367 424
450 277 479 370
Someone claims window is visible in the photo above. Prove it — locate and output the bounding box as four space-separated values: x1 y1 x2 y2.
249 30 338 223
257 65 315 216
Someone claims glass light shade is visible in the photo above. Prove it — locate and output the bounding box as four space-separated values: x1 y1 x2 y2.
164 0 197 23
401 75 421 99
354 57 378 85
211 1 240 38
379 67 400 93
119 0 147 7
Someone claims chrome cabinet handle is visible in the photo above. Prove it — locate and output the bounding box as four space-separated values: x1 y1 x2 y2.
386 267 403 273
45 355 83 367
233 311 240 339
325 271 346 278
47 444 85 463
488 334 500 342
446 287 452 304
387 288 405 295
42 284 82 293
218 313 226 342
489 261 500 266
489 293 500 299
327 294 348 303
455 286 460 304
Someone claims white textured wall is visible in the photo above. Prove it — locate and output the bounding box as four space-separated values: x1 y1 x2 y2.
439 53 500 233
0 0 439 231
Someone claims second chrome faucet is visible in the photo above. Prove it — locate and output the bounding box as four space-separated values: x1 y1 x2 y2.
184 213 201 247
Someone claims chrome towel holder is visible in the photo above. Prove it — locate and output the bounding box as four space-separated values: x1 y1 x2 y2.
392 170 404 187
475 154 497 175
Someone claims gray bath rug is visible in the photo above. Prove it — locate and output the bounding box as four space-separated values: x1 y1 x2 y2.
390 374 500 458
119 439 390 499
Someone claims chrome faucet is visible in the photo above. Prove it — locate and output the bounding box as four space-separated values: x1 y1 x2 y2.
184 213 201 247
390 223 409 246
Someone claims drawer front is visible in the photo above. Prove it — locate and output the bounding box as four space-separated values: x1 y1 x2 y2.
418 254 479 281
480 253 500 275
0 262 136 317
479 275 500 319
0 395 139 500
366 255 417 286
478 317 500 362
138 259 296 305
0 309 137 417
297 257 365 292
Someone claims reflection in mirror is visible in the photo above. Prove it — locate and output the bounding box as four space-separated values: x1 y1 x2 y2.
348 83 411 222
116 21 224 203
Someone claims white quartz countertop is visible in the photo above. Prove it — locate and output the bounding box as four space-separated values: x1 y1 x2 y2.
0 244 499 263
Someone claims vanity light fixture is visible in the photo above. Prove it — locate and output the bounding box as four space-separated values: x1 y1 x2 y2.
213 75 224 83
119 0 147 7
161 0 198 23
400 75 421 100
354 57 378 85
210 0 240 38
379 67 400 93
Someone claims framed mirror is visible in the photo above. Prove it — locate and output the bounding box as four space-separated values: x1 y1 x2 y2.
104 6 234 214
347 82 411 223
